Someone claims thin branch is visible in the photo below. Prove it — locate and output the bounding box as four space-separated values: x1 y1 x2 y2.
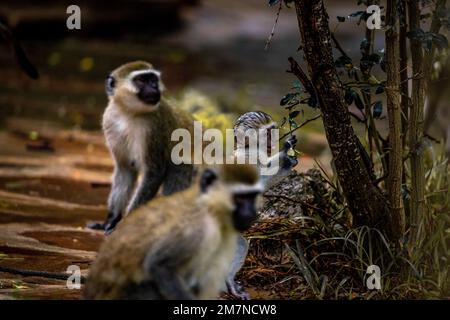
287 57 316 98
265 1 283 50
280 114 322 140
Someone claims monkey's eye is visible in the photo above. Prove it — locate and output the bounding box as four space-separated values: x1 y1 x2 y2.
105 75 115 96
200 169 218 193
133 73 159 88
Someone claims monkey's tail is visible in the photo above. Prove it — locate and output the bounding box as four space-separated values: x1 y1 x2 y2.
0 266 86 284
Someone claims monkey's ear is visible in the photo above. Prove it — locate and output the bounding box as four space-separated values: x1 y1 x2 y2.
105 75 115 96
200 168 218 193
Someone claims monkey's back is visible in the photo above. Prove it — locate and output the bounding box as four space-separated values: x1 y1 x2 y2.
83 188 209 299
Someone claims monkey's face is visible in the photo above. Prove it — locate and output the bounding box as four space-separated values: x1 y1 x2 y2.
106 61 164 113
234 122 277 156
230 189 260 231
200 165 262 232
131 70 161 105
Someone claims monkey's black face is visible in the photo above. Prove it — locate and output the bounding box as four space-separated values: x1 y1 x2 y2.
133 72 161 105
232 191 259 232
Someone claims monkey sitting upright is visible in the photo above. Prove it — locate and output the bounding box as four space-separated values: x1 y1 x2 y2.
88 61 195 233
226 111 298 299
234 111 298 187
83 164 263 300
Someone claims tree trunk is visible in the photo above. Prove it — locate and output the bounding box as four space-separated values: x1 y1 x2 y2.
385 0 406 237
291 0 396 238
408 0 426 245
399 0 409 158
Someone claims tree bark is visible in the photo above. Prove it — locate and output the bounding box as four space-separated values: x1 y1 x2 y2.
291 0 395 237
385 0 406 236
399 0 409 154
407 0 431 246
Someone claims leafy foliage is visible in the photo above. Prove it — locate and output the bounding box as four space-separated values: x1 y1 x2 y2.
265 0 450 299
268 0 295 7
407 29 449 51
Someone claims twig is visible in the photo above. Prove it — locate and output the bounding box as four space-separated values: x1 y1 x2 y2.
287 57 316 98
264 193 343 225
280 114 321 140
263 192 326 214
349 110 366 123
331 33 351 60
265 1 283 50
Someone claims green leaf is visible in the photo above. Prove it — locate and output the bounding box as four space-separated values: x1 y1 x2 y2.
375 85 384 94
292 80 302 89
360 38 369 53
289 110 300 119
335 55 352 68
373 101 383 118
406 28 426 41
280 93 297 106
344 89 355 105
349 11 365 18
432 33 449 49
308 96 318 108
354 93 364 110
289 118 298 128
269 0 281 6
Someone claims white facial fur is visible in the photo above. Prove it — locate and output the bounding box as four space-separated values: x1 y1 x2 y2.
124 69 165 94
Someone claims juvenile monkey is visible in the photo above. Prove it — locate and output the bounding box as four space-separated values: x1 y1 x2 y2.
83 164 262 300
226 111 298 299
88 61 195 233
234 111 298 187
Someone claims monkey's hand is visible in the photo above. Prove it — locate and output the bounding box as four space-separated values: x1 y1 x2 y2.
283 134 297 152
282 154 298 170
86 222 106 231
280 134 298 170
226 279 250 300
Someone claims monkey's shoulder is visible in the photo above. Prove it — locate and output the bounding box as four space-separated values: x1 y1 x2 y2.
159 99 195 131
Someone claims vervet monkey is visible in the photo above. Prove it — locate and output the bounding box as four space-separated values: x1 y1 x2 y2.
88 61 195 233
226 111 298 299
83 164 263 300
234 111 298 186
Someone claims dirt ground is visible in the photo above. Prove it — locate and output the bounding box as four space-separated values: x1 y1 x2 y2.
0 120 109 299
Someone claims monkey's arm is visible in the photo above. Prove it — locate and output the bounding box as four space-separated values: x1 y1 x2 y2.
147 264 194 300
225 235 250 300
142 231 203 300
126 167 166 215
279 134 298 170
89 164 136 232
162 163 194 196
262 135 298 187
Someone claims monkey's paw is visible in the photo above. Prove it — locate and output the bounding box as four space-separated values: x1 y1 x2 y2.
86 222 106 231
283 134 297 151
226 280 250 300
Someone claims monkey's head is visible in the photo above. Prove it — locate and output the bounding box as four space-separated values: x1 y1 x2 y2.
199 164 262 232
234 111 277 155
106 61 165 113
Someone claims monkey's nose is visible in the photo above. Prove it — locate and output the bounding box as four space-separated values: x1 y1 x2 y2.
138 88 161 105
233 203 257 232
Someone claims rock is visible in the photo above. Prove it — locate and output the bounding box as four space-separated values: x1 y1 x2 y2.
259 169 328 219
